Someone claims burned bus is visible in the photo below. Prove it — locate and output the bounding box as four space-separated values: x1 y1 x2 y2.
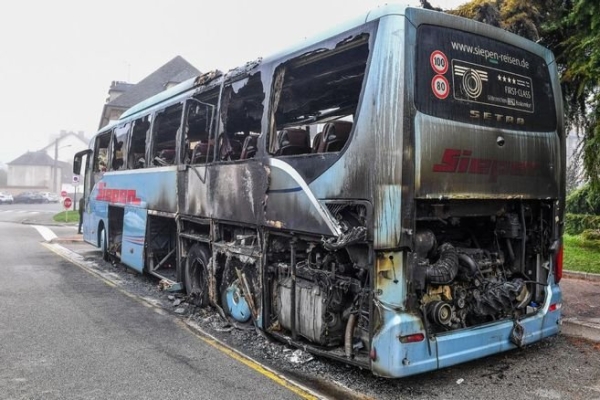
74 5 564 378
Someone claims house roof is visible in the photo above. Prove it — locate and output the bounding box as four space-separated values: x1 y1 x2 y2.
111 81 135 93
8 151 73 183
8 151 56 166
106 56 201 109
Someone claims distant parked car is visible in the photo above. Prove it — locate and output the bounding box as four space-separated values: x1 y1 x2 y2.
0 192 13 204
13 192 47 204
40 192 60 203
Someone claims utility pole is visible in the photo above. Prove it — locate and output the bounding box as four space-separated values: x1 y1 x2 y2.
53 139 72 194
53 139 58 193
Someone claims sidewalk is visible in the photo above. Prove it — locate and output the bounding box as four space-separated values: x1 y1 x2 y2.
46 224 600 343
560 272 600 343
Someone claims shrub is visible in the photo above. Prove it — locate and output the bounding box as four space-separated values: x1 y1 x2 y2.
566 184 600 214
564 213 600 235
581 229 600 241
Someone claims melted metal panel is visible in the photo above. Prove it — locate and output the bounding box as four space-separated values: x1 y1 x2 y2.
209 162 268 226
310 16 407 249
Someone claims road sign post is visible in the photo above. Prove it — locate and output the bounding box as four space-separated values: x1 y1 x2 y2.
63 197 73 222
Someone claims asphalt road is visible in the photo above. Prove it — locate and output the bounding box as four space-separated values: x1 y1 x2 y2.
3 213 600 400
0 221 303 400
0 202 64 224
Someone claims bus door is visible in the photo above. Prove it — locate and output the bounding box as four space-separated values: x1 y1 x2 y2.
73 148 93 240
121 205 147 273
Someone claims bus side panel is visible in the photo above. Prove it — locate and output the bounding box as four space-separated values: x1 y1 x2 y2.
209 162 269 226
121 206 147 273
95 168 177 213
181 163 267 225
84 197 107 247
265 158 340 236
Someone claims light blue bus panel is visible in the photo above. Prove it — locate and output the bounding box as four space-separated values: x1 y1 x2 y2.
121 206 148 273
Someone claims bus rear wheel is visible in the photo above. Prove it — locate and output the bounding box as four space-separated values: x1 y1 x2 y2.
184 244 210 307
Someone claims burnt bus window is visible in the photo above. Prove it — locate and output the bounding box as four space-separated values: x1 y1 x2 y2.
128 115 151 169
269 33 369 156
415 25 556 132
111 122 130 171
217 73 264 162
93 131 111 173
150 103 183 166
184 94 218 165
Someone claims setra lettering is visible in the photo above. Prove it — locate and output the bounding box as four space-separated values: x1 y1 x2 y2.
470 110 525 125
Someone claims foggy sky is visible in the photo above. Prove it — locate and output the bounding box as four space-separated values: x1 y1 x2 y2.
0 0 466 165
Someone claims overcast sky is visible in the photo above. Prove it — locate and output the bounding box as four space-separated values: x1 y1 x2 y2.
0 0 466 165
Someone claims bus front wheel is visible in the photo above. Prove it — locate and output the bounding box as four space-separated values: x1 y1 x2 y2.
184 244 210 307
100 227 109 261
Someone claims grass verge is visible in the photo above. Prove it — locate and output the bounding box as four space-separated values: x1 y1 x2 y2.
53 210 80 223
563 234 600 274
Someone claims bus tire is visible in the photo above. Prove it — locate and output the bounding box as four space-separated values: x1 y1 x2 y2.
185 244 210 307
100 227 109 261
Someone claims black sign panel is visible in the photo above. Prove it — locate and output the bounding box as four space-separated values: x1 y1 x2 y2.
415 25 556 131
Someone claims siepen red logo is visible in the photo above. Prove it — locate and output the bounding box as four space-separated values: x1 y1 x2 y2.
432 149 539 183
95 182 142 205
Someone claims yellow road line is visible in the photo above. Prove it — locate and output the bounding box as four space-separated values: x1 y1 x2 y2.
42 242 321 400
178 319 319 400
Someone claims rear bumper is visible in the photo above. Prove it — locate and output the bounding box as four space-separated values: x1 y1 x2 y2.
371 283 561 378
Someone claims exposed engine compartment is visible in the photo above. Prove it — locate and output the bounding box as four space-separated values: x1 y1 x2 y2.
262 200 558 360
268 203 371 355
411 200 556 333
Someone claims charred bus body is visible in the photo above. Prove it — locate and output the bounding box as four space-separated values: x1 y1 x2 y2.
75 5 564 378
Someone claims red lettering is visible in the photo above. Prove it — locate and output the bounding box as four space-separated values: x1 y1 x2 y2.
433 148 540 182
433 149 461 172
490 161 510 182
94 183 141 204
457 150 471 173
469 159 491 175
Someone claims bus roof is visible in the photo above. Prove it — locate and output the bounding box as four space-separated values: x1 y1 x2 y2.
109 4 554 133
114 4 412 127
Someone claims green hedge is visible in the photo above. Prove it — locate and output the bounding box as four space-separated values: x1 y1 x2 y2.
582 229 600 241
566 184 600 214
565 213 600 235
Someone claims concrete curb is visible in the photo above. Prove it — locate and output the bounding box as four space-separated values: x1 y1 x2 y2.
50 236 85 244
562 318 600 343
563 270 600 282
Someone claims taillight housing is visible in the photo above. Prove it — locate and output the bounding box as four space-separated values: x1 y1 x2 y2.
555 243 563 284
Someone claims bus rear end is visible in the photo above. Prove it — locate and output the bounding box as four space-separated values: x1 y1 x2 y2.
371 9 564 377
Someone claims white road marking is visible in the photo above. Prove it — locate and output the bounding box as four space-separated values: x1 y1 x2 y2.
32 225 58 242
